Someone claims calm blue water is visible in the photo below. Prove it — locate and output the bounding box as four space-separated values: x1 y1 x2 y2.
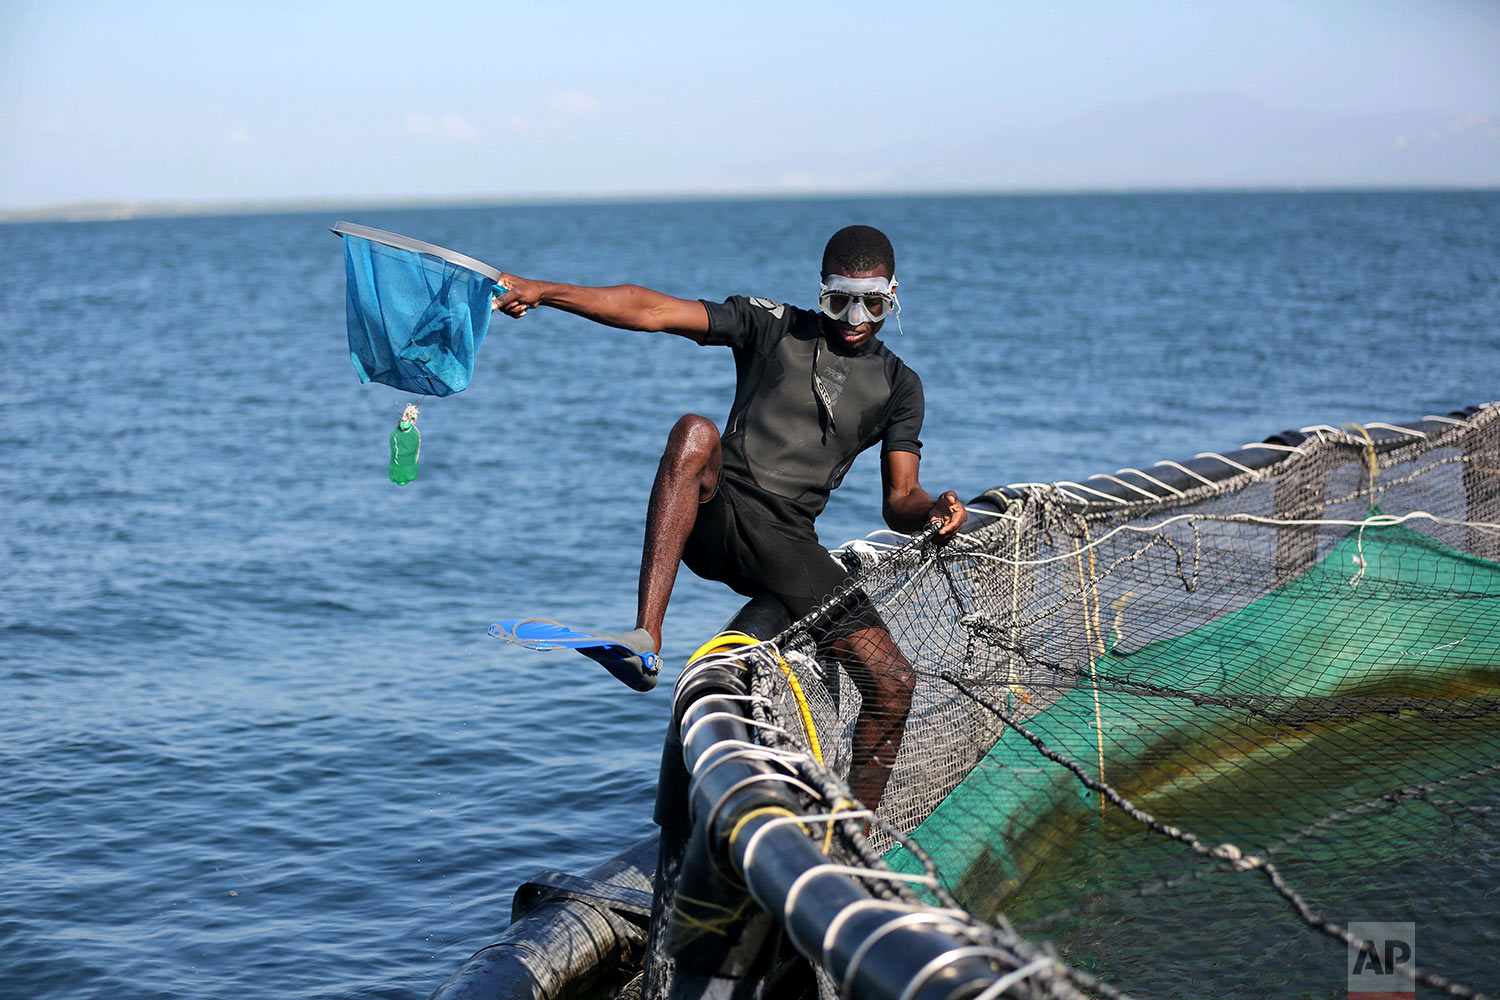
1 192 1496 999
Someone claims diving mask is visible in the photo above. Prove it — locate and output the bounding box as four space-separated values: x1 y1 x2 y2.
817 274 900 326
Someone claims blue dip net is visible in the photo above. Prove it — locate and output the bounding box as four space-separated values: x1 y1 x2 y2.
333 221 504 397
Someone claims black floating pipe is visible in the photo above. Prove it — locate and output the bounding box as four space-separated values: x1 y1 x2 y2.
968 406 1487 515
427 835 656 1000
667 648 1039 1000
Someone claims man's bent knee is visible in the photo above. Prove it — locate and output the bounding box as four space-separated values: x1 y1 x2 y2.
663 414 722 496
668 414 720 452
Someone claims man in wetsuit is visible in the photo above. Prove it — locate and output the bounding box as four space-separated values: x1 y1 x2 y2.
493 226 966 805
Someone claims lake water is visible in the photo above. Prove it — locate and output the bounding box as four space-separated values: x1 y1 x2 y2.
1 191 1496 998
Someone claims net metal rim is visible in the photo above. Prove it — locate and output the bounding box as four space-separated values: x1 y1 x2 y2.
330 220 504 283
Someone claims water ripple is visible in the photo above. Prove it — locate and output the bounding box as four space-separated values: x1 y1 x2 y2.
0 193 1496 999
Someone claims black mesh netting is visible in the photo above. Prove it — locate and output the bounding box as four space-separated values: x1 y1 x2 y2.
745 407 1500 999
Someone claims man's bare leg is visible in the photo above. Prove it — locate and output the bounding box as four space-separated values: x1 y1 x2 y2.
833 626 916 809
635 414 722 652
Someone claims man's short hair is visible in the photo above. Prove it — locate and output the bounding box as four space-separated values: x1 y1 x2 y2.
822 225 895 277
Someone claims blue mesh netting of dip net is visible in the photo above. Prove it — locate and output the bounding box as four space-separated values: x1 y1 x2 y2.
333 221 504 397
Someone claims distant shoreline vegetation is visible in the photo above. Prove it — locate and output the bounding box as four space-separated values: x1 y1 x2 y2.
3 186 1498 225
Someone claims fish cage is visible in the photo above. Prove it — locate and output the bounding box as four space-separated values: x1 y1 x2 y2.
432 403 1500 1000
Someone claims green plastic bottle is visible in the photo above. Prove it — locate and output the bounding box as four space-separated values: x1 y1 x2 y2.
389 404 421 485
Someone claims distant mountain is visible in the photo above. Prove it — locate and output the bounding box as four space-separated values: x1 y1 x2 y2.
906 93 1500 191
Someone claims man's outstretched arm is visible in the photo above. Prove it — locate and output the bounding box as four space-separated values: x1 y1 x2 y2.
881 450 967 538
493 274 711 342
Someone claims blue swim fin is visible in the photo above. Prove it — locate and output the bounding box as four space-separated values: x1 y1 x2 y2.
489 618 660 692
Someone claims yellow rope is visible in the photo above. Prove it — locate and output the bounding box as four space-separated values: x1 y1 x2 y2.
724 801 854 866
670 891 753 938
1112 588 1137 647
727 804 799 860
1342 422 1380 498
686 630 758 663
1085 544 1106 660
1008 499 1026 701
1073 520 1108 817
776 655 823 765
822 798 858 855
687 631 824 765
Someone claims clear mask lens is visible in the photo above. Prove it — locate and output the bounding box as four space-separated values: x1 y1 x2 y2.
818 290 896 323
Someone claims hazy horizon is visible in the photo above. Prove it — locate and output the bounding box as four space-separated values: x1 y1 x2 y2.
6 182 1500 226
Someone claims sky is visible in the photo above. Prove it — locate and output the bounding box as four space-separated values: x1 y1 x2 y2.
0 0 1497 211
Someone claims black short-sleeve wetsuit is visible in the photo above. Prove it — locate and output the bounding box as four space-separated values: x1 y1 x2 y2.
681 294 925 630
